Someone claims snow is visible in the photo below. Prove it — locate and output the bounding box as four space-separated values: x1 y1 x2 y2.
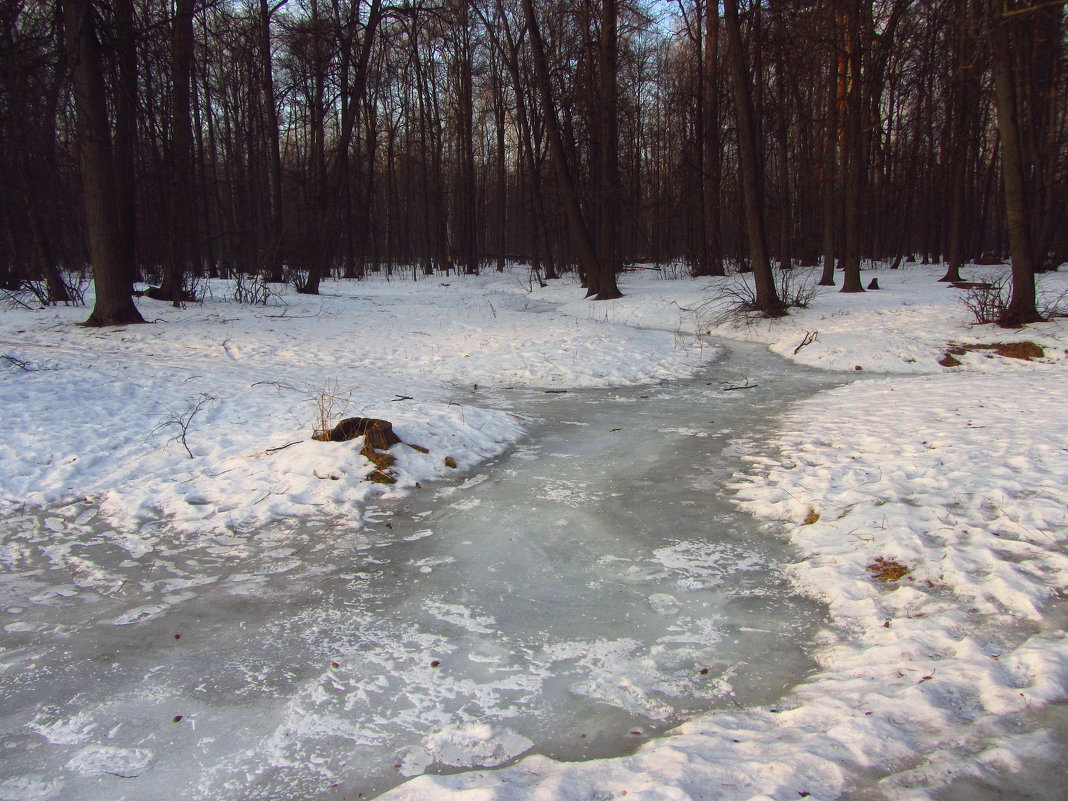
2 263 1067 800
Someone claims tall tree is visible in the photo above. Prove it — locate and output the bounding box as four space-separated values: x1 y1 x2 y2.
988 0 1041 325
114 0 138 290
593 0 623 298
723 0 782 315
160 0 197 303
522 0 603 293
259 0 286 282
940 0 980 283
63 0 144 326
839 0 866 293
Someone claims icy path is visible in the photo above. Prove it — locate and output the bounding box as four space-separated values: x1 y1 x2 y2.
0 342 843 801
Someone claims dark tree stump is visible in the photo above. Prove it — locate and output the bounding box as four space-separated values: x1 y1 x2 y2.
320 417 401 448
314 417 403 481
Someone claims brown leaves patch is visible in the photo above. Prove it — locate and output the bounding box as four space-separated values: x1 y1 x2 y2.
802 508 820 525
868 557 910 583
940 341 1045 366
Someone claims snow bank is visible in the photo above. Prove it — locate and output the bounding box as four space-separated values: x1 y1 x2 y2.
500 263 1068 375
0 275 713 534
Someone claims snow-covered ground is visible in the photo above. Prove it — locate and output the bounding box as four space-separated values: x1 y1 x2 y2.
2 263 1067 800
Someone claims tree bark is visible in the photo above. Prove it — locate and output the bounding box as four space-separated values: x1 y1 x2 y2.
723 0 782 315
989 0 1040 325
161 0 196 304
818 9 839 287
114 0 138 290
522 0 603 293
63 0 144 326
594 0 623 299
698 0 725 277
940 1 975 284
840 0 866 293
260 0 285 282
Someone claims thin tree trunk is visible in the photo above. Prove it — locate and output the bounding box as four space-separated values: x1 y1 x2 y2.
701 0 725 276
840 0 866 293
161 0 196 304
819 9 839 286
941 0 976 283
114 0 138 290
260 0 285 282
723 0 781 314
521 0 602 291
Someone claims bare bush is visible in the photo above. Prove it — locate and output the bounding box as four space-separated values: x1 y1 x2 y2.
1038 282 1068 320
310 379 360 440
960 274 1068 326
1 275 88 309
696 268 821 329
233 272 281 305
153 393 218 459
960 274 1010 325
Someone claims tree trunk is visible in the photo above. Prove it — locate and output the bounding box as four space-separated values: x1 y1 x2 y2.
840 0 866 293
989 0 1040 325
493 58 507 273
114 0 138 290
161 0 196 304
594 0 623 299
818 17 838 287
723 0 782 315
940 0 977 283
259 0 285 282
521 0 602 292
697 0 725 277
63 0 144 326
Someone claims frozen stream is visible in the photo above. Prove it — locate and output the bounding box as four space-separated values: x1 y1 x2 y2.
0 341 846 801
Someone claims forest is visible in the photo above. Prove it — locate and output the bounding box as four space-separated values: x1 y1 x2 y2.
3 3 1068 798
1 0 1065 323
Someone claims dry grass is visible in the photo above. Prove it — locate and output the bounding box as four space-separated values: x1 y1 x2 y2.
868 557 910 583
939 340 1045 366
310 380 358 440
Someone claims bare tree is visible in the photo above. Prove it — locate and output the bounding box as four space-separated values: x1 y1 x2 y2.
724 0 782 315
63 0 143 326
988 0 1041 325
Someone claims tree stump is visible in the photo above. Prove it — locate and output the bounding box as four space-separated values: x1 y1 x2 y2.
314 417 403 481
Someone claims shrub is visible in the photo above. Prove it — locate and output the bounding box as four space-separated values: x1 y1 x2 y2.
696 268 821 328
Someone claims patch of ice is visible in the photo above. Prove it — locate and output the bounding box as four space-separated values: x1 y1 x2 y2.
402 723 533 775
28 711 97 745
65 745 154 777
109 604 166 625
0 776 61 801
424 601 497 634
648 593 681 615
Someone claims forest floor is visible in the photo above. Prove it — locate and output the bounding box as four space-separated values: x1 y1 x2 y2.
1 263 1067 800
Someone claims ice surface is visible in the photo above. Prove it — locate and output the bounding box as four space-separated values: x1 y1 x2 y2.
0 342 839 801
